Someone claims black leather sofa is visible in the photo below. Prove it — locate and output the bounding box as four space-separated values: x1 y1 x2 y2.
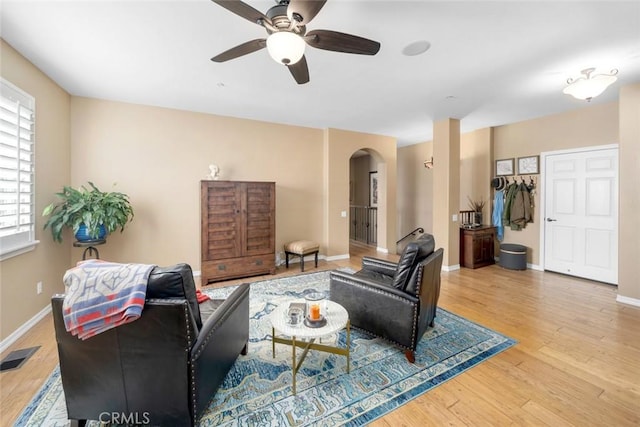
51 263 249 427
330 234 444 362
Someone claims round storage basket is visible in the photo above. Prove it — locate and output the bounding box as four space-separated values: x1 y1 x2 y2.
499 243 527 270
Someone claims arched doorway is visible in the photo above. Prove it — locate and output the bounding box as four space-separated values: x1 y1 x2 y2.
349 148 384 253
323 128 396 260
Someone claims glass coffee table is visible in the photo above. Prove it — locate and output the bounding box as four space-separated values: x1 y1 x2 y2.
270 300 350 395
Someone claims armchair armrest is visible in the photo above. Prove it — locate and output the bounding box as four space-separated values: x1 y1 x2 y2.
191 282 250 417
361 256 398 276
192 282 249 357
330 270 414 302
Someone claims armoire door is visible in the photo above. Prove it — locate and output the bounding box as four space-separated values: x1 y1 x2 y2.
243 182 275 256
202 181 243 260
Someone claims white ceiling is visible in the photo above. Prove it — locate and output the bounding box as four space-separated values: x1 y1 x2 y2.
2 1 639 146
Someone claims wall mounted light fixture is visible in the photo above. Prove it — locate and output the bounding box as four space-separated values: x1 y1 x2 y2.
424 157 434 169
563 68 618 102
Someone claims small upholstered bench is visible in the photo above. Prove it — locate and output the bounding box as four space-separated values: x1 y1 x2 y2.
284 240 320 272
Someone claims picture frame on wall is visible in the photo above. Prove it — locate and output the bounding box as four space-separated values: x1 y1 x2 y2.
369 171 378 208
495 158 514 176
517 155 540 174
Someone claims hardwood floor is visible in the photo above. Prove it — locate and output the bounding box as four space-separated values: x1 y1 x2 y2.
1 244 639 426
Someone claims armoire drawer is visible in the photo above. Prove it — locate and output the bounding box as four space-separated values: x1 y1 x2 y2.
202 254 275 283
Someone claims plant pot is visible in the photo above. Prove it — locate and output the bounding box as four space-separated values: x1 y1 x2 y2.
75 224 107 242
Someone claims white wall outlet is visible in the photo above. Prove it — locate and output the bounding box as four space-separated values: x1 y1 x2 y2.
36 281 43 294
452 214 458 222
341 210 347 218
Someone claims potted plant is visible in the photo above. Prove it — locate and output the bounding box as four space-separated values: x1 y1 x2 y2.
43 182 134 243
467 196 486 225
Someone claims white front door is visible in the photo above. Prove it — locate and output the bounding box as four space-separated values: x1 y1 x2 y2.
543 147 618 284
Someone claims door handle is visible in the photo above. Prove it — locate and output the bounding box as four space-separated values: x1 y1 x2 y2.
546 218 557 222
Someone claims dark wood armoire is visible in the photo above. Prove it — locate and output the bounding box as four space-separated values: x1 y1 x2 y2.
201 180 276 283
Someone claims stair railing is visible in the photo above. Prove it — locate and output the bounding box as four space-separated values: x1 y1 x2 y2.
350 206 378 245
396 227 424 244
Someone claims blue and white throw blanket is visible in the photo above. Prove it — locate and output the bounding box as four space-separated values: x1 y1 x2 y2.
62 260 156 340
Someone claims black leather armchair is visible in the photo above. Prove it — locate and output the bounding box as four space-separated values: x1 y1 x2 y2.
330 234 443 362
51 263 249 427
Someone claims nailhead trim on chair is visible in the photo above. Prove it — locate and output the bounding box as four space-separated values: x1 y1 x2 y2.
409 266 423 350
191 362 196 422
184 302 196 423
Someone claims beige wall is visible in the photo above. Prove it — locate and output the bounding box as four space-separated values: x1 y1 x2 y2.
324 129 397 255
398 128 491 257
397 142 434 236
618 84 640 301
70 97 325 268
460 128 493 221
493 101 619 265
0 40 71 341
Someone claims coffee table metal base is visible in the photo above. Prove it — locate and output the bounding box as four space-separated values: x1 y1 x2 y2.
271 320 350 395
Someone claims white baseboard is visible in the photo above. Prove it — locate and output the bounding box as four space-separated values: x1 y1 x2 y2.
1 304 51 354
193 270 201 278
616 294 640 308
325 254 349 262
376 247 389 254
443 264 460 272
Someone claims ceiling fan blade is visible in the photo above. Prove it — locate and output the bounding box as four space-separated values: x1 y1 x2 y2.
211 0 272 26
305 29 380 55
287 56 310 84
211 39 266 62
287 0 327 25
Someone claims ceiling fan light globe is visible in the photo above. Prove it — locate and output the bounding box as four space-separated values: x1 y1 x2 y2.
266 32 305 65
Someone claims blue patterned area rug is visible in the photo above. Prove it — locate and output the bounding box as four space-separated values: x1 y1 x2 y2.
16 270 515 426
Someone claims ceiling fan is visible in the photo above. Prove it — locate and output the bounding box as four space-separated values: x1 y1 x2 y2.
210 0 381 84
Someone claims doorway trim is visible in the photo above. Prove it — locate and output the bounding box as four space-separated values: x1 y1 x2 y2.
538 143 619 275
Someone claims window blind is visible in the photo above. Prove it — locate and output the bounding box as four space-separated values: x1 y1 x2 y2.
0 79 36 258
